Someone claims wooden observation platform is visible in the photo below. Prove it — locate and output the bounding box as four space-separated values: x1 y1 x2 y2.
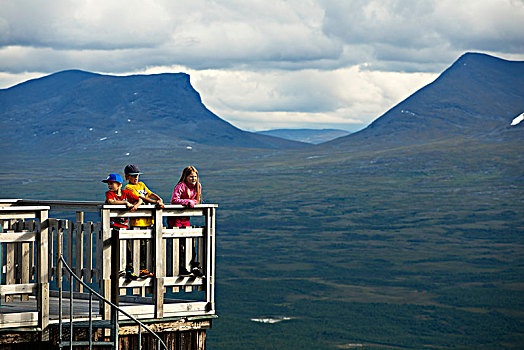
0 199 217 349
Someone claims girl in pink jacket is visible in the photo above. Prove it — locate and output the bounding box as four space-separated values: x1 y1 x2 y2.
168 166 202 227
168 166 203 276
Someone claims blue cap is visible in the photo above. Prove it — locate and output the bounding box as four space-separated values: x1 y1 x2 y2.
102 173 123 184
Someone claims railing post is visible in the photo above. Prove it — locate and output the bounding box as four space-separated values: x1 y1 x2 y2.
75 212 84 293
100 208 112 319
37 209 50 340
205 207 215 312
153 208 164 318
111 229 120 307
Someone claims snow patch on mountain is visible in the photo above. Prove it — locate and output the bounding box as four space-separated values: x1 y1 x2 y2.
510 113 523 126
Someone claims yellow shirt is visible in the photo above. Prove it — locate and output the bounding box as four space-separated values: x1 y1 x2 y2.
125 182 153 227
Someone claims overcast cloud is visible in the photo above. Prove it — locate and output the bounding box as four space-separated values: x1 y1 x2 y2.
1 0 523 131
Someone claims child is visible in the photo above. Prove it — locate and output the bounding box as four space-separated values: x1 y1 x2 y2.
102 172 143 282
123 164 164 277
102 173 143 228
169 166 202 226
124 164 165 227
168 166 203 276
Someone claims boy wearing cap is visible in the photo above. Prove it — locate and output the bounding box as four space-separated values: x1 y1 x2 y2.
124 165 164 279
124 164 165 228
102 173 143 228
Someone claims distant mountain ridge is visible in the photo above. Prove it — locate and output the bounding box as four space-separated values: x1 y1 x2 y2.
324 53 524 149
256 128 351 144
0 70 308 154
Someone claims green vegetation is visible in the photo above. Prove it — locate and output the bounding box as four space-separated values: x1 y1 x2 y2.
1 136 523 349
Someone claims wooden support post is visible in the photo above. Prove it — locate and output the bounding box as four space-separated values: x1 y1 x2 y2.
66 221 73 282
48 220 56 284
85 222 93 283
5 220 15 302
21 238 30 301
75 222 84 293
37 209 49 340
100 208 112 320
206 208 216 312
111 229 120 307
76 211 84 224
120 238 126 296
133 238 140 294
153 208 164 318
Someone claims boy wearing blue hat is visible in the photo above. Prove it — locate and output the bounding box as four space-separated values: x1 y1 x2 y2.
102 173 143 228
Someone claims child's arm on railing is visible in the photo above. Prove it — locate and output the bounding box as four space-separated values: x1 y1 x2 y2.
107 198 143 212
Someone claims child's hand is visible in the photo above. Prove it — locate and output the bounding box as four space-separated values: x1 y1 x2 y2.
156 199 165 209
129 203 139 212
187 200 197 208
125 201 134 210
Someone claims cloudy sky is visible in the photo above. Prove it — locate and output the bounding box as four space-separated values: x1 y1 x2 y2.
1 0 523 132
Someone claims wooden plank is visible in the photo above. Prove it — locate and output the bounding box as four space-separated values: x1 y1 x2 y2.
100 209 112 319
0 199 20 206
163 276 204 286
18 200 101 212
66 221 73 281
153 209 164 318
206 207 215 311
162 227 204 238
5 236 15 302
118 304 155 319
171 237 179 293
118 277 153 288
117 229 152 240
48 219 57 283
37 209 49 335
94 222 101 283
26 221 36 283
118 318 212 334
84 222 93 282
163 301 209 314
111 229 121 305
197 234 204 292
119 236 126 291
162 209 204 217
21 238 30 301
0 282 37 295
132 238 141 295
108 211 155 218
0 232 37 243
0 213 38 220
0 312 39 328
75 221 84 292
184 238 192 275
0 205 52 211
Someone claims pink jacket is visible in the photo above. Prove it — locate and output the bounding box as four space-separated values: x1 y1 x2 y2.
170 182 200 207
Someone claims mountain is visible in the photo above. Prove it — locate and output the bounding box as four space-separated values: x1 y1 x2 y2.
0 70 309 155
256 128 351 144
324 53 524 149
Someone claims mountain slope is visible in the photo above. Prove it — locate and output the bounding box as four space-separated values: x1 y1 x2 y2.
324 53 524 149
0 70 309 153
256 128 351 144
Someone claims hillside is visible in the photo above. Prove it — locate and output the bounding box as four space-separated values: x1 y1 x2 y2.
0 70 309 156
256 128 351 144
324 53 524 149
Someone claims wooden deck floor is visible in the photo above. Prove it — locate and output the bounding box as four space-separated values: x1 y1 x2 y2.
0 293 203 324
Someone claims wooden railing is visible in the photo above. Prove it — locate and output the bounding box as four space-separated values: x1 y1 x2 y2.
0 202 49 330
0 199 217 332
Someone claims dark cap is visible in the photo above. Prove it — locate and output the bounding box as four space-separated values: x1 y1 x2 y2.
124 164 142 175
